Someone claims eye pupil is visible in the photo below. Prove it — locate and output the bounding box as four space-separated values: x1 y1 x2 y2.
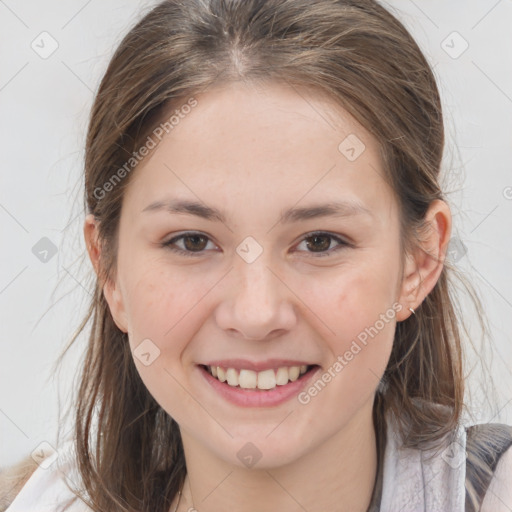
306 234 330 252
184 234 208 251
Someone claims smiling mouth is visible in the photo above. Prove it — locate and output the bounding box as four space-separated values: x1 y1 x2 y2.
199 364 318 391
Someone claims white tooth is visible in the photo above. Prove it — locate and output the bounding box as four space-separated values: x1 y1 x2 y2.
288 366 300 381
211 366 218 378
257 369 277 390
226 368 239 387
276 367 290 385
217 367 226 382
300 365 308 375
238 369 257 389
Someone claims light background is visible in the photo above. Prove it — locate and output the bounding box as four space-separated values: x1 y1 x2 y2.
1 0 511 466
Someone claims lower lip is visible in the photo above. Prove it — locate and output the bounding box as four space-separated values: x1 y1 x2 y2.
197 365 321 408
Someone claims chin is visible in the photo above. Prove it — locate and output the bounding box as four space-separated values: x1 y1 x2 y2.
207 428 316 471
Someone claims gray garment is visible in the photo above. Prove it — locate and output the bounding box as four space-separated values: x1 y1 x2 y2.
367 404 512 512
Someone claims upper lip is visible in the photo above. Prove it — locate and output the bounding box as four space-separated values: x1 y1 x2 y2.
200 359 316 372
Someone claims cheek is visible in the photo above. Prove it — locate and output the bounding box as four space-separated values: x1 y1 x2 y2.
294 263 398 426
122 265 210 354
307 257 399 334
299 251 400 382
121 267 214 419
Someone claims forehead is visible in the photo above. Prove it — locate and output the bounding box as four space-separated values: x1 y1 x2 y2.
124 81 396 224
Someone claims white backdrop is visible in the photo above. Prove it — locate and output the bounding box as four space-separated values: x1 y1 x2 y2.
1 0 511 466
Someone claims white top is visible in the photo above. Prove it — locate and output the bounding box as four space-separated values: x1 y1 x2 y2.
6 438 92 512
6 411 467 512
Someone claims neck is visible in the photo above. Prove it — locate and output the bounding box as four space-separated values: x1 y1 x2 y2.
176 397 378 512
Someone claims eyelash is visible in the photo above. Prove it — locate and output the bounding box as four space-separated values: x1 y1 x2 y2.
161 231 351 258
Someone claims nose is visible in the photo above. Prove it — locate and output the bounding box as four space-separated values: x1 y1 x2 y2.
214 254 297 341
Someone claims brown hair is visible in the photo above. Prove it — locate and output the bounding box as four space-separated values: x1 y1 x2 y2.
53 0 489 510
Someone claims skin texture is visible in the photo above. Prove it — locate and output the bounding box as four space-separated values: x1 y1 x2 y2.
84 81 451 512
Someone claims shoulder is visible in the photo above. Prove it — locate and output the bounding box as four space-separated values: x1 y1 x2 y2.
0 456 39 511
480 444 512 512
0 440 90 512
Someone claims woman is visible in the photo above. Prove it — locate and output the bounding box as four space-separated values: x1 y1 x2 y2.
2 0 511 511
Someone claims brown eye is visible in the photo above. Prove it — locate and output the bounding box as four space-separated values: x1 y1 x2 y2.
181 234 208 251
296 232 349 257
162 232 216 257
305 234 332 252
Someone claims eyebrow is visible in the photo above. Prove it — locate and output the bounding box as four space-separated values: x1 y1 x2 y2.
141 198 372 224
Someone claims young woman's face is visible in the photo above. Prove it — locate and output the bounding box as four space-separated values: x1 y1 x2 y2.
101 81 413 468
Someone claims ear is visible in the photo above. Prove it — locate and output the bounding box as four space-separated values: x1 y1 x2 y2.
83 214 129 333
395 199 452 322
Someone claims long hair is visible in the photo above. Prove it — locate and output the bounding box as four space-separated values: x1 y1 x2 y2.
53 0 488 510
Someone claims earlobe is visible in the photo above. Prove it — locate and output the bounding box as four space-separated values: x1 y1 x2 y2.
83 214 129 333
396 199 452 321
395 253 422 321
